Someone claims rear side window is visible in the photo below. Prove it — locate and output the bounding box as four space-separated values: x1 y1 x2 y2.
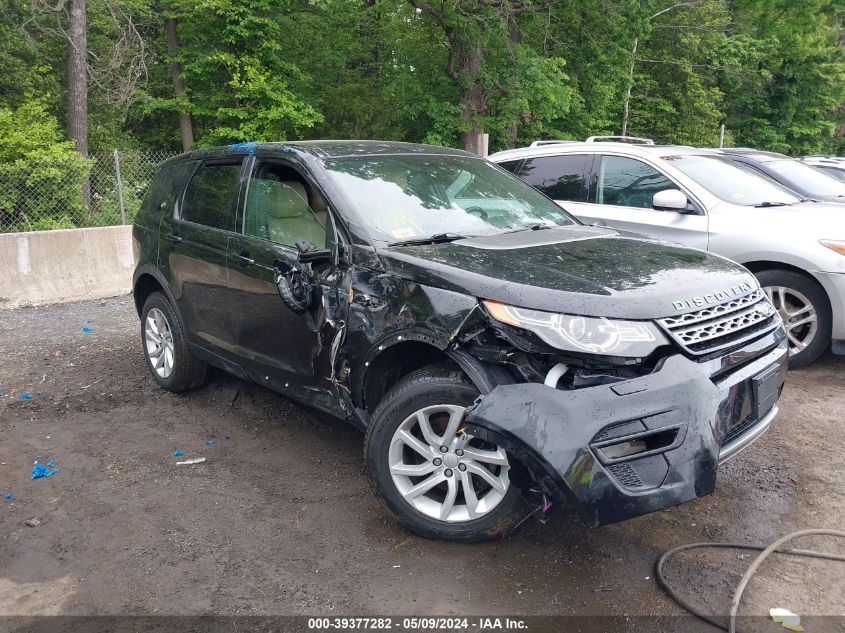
181 161 242 230
516 154 589 201
139 162 194 222
595 155 674 208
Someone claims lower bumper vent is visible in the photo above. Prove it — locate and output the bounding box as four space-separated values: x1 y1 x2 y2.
608 462 644 489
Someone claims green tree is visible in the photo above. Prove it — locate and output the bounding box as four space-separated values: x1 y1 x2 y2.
151 0 322 145
722 0 845 153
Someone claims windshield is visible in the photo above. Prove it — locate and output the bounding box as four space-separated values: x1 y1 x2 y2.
324 154 577 242
766 159 845 198
666 155 800 206
819 166 845 183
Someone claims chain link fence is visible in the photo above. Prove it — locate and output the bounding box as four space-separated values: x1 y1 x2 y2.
0 150 180 233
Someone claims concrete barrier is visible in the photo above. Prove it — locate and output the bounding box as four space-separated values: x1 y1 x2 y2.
0 226 134 309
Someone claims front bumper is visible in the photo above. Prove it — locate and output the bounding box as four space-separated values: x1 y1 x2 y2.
463 329 788 527
815 271 845 347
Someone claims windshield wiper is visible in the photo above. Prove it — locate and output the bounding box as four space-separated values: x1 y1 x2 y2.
754 201 789 208
387 233 469 247
500 223 555 235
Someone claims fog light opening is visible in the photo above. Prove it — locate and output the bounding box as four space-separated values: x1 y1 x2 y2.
602 440 648 460
595 426 681 463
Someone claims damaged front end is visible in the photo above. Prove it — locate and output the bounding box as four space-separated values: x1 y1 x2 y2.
457 299 788 527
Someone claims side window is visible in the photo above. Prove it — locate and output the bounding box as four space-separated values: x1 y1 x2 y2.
516 155 589 202
243 163 327 249
143 162 195 215
496 159 522 174
181 161 242 230
595 156 675 209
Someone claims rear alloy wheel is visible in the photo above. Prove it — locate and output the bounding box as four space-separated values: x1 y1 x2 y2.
756 269 832 368
145 307 175 379
140 292 209 392
365 366 525 542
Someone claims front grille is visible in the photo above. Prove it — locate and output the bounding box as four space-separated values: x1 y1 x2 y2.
657 290 780 355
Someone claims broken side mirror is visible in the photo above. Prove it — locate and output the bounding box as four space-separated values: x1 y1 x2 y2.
296 239 332 264
273 258 313 314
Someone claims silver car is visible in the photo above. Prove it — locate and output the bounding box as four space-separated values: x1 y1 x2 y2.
802 155 845 183
490 138 845 367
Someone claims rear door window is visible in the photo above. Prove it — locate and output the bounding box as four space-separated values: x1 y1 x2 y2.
515 154 590 202
181 160 243 230
594 155 674 208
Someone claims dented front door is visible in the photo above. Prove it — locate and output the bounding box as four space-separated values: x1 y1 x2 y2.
224 233 346 412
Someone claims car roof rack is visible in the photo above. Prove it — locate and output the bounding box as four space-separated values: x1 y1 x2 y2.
529 140 577 147
585 135 655 145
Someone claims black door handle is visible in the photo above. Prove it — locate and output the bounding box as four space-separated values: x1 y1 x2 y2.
235 252 255 267
166 233 183 244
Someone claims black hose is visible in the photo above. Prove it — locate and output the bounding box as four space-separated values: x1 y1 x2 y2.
656 529 845 632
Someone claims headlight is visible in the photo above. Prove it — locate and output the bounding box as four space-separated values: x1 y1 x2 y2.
820 240 845 256
483 300 668 358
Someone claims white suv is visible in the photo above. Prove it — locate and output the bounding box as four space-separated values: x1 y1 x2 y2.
490 138 845 367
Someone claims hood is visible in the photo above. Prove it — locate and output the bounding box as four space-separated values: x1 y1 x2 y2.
377 225 757 320
766 201 845 228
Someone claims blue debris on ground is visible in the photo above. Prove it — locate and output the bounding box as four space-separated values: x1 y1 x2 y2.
171 450 183 457
204 440 215 446
4 492 13 501
19 393 33 400
31 461 59 480
82 320 96 333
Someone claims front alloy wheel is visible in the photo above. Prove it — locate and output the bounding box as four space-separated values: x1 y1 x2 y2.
389 404 511 523
365 366 525 542
756 269 832 368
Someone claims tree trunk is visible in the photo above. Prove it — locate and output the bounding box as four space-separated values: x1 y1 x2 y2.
457 40 486 154
67 0 88 157
621 36 638 137
165 16 194 152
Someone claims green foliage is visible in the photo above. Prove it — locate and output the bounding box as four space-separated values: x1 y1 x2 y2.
152 0 323 144
0 102 92 232
722 0 845 154
0 0 844 225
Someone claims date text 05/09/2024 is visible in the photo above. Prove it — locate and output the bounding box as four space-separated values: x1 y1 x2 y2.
307 617 528 631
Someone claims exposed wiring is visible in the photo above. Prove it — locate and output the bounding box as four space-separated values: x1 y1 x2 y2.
656 529 845 632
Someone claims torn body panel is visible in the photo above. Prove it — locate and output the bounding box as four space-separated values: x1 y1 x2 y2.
342 267 494 417
463 330 788 527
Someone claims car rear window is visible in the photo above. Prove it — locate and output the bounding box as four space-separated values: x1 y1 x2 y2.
181 161 242 231
515 154 589 202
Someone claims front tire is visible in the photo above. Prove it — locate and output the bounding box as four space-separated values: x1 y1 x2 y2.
756 269 831 368
364 366 525 542
140 292 209 392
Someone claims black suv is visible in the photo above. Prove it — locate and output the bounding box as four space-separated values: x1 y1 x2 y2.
133 141 788 542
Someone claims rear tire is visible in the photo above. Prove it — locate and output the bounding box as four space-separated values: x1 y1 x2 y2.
140 292 209 392
364 365 525 542
756 269 831 368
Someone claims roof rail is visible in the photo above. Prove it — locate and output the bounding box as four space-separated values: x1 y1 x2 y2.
529 140 576 147
585 135 654 145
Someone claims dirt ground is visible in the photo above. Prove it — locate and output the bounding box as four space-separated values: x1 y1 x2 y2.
1 295 843 628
